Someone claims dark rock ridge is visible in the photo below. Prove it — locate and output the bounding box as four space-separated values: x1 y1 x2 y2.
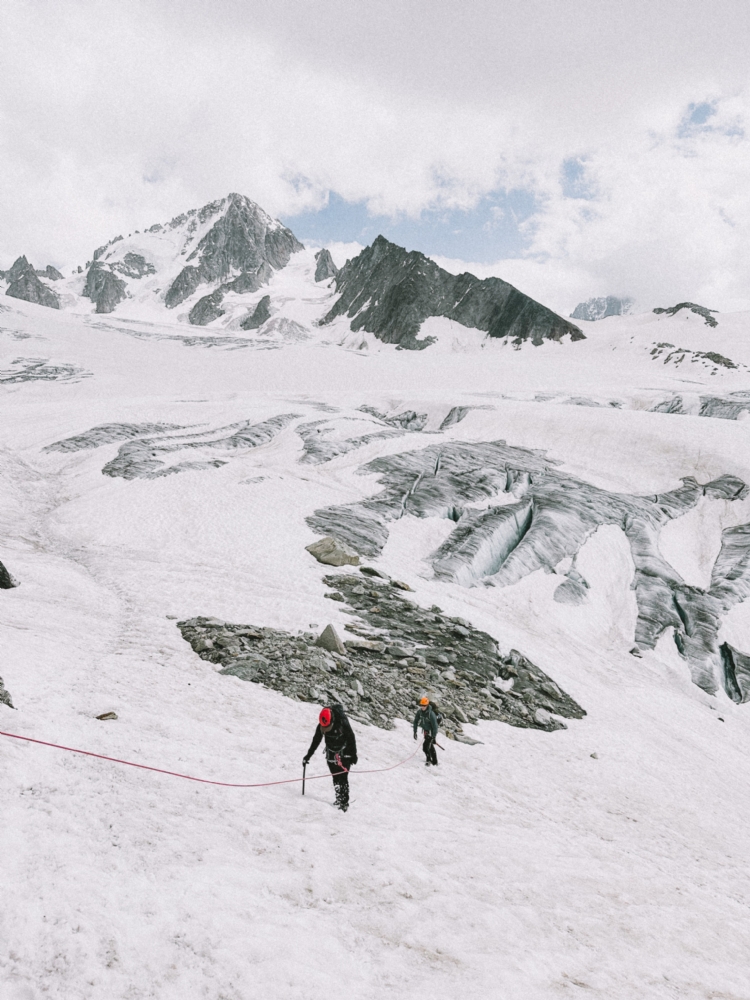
653 302 718 327
177 568 584 733
5 256 60 309
165 194 302 311
0 558 19 589
240 294 271 330
320 235 584 350
0 674 13 709
314 248 339 282
650 391 750 420
571 296 633 321
83 262 127 314
307 439 750 694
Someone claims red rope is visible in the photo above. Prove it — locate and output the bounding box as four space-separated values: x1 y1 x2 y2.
0 729 421 788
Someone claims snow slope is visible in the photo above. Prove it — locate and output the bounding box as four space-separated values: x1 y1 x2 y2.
1 294 750 999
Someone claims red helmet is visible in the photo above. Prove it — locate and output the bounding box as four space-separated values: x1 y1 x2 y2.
319 708 333 729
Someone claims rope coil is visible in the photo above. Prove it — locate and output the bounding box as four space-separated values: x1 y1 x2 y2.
0 729 420 789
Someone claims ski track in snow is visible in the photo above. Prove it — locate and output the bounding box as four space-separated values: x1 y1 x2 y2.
0 295 750 999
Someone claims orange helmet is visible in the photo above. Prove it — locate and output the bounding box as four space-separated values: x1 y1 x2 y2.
419 697 430 707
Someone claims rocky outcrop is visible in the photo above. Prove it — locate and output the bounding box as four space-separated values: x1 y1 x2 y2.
177 569 584 733
164 193 303 310
320 235 584 350
5 256 60 309
653 302 718 327
0 674 14 709
111 253 156 279
36 264 64 281
0 559 19 589
307 439 750 695
314 248 339 282
188 289 225 326
83 262 127 313
571 296 633 321
240 294 271 330
189 264 274 327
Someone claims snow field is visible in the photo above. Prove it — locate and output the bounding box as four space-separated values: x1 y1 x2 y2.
1 298 750 997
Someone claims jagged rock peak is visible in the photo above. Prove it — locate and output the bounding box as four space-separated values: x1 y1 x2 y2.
321 235 584 350
571 296 634 321
314 248 339 282
164 193 304 309
4 256 60 310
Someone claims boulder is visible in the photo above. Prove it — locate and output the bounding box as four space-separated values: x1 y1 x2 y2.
305 535 360 567
315 624 346 655
0 675 14 709
0 559 19 589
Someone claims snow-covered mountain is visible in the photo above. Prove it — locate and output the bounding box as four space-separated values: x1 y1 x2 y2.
571 295 634 321
1 193 584 348
1 195 750 998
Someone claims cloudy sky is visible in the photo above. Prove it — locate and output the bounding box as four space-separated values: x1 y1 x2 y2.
2 0 749 311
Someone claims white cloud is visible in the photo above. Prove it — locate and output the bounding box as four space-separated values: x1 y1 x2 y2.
1 0 749 308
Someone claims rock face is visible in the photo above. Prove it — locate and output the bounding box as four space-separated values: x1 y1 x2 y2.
306 536 360 567
320 235 584 350
82 262 127 313
164 193 303 311
314 248 339 282
190 264 273 327
307 439 750 695
720 642 750 703
0 674 13 709
0 559 19 589
571 296 633 321
176 570 584 733
240 294 271 331
5 256 60 309
653 302 718 327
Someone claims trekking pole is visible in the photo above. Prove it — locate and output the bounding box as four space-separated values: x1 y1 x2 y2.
302 761 307 796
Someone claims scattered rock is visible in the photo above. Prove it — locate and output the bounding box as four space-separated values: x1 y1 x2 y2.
96 711 118 721
176 578 585 735
316 624 347 655
590 752 599 759
391 579 413 591
306 535 360 567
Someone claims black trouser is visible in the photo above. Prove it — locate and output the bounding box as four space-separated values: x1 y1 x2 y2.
326 753 352 805
422 733 438 765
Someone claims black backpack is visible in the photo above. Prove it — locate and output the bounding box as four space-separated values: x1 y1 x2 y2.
429 702 444 726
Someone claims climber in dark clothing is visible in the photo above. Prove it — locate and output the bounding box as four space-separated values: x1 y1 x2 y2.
303 704 358 811
413 696 439 766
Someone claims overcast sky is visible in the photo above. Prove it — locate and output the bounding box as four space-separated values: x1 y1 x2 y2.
1 0 749 310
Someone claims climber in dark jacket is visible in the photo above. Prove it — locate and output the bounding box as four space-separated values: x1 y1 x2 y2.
413 697 439 766
303 704 358 811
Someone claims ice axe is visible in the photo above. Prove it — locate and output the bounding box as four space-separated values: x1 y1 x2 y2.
302 760 307 796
